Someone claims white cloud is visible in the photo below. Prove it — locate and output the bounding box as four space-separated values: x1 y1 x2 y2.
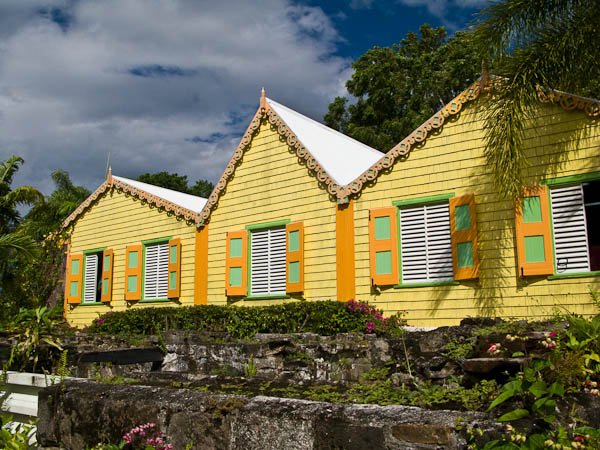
0 0 351 195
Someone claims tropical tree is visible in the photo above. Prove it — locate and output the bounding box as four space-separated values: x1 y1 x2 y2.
324 24 482 151
21 169 90 240
0 156 44 235
473 0 600 200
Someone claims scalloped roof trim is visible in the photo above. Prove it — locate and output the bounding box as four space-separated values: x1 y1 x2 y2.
339 82 600 201
61 176 204 230
196 101 360 225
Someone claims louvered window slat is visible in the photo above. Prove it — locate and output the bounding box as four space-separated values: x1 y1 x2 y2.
550 185 590 273
144 243 169 299
400 203 453 283
83 254 98 303
251 227 287 295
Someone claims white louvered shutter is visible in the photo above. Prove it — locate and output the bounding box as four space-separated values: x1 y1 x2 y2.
144 243 170 299
83 254 98 303
550 185 590 273
400 203 453 283
251 227 287 295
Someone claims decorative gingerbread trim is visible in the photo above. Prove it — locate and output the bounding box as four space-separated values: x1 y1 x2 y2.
196 100 344 225
61 181 111 230
61 176 199 231
537 88 600 118
341 81 600 202
66 83 600 231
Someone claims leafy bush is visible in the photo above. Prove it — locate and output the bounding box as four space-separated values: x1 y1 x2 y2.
86 300 406 338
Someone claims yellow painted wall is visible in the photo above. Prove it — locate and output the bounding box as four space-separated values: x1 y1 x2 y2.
206 119 337 305
355 102 600 326
66 188 196 327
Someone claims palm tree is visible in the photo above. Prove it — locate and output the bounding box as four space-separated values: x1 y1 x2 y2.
0 156 43 253
21 169 90 240
473 0 600 201
0 156 44 233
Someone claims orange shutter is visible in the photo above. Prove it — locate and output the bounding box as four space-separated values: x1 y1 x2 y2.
168 238 182 298
449 194 480 280
194 226 209 305
369 207 399 285
515 185 554 276
100 249 114 303
65 254 83 304
124 244 142 300
286 222 304 293
226 230 247 296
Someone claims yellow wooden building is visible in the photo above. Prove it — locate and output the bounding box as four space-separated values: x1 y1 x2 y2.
63 84 600 327
62 174 206 326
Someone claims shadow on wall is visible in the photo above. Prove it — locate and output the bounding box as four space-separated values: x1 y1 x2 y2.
465 103 598 319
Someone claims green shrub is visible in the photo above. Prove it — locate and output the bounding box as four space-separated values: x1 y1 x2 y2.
85 300 406 338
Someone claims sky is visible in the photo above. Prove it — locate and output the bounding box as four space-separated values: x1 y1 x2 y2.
0 0 486 196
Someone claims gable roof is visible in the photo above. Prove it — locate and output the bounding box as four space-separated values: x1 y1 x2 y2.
335 80 600 202
266 99 382 186
197 89 384 225
61 171 207 230
112 176 207 213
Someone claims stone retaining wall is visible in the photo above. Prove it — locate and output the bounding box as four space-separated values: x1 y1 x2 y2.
37 380 502 450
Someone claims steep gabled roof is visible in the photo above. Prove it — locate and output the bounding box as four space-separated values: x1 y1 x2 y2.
336 80 600 201
61 171 207 230
197 90 383 225
266 99 382 186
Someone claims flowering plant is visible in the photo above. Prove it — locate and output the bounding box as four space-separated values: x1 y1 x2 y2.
87 423 173 450
343 299 406 335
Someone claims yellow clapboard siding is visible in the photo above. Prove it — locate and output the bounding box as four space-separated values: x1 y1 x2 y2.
206 121 337 304
66 189 196 327
354 102 600 326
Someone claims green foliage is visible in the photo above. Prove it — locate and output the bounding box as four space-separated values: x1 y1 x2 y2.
21 169 90 240
442 336 475 361
244 354 257 377
275 378 499 411
0 155 44 234
324 24 481 152
136 171 214 198
0 233 68 321
0 415 37 450
3 306 65 372
86 300 406 338
473 0 600 201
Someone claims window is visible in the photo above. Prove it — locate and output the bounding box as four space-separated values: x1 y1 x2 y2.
83 251 104 303
250 227 287 295
143 242 169 299
550 180 600 273
225 222 304 297
369 194 478 286
399 203 453 283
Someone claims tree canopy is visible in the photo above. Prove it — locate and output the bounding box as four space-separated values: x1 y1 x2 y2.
21 169 90 240
136 171 214 199
473 0 600 200
324 24 482 152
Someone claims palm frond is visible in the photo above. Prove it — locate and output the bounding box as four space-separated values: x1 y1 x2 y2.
0 233 39 257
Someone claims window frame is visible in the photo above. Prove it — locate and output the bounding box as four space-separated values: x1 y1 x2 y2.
80 247 106 305
141 236 173 302
245 220 291 300
392 193 459 288
545 172 600 280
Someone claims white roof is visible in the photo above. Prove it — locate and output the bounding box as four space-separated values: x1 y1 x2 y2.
113 176 208 213
266 98 383 186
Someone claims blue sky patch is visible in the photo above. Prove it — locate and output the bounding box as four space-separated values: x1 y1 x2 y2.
129 65 196 78
39 7 73 32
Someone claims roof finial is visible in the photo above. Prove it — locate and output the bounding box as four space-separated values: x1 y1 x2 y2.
107 166 113 185
260 86 267 109
480 60 489 91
